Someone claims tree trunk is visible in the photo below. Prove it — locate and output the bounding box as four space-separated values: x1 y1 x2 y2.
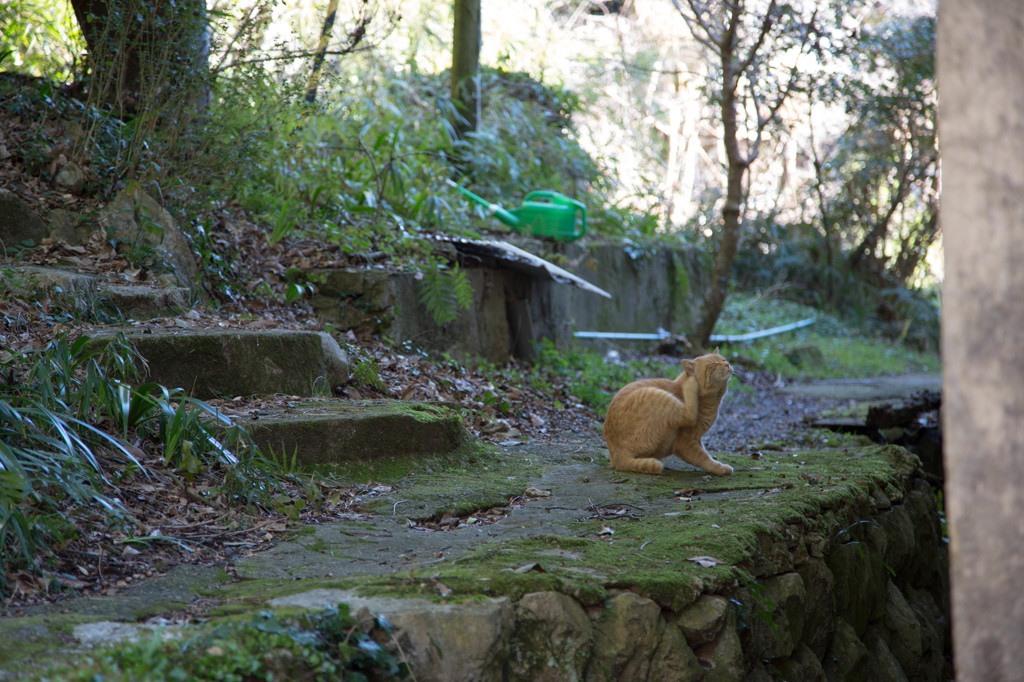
70 0 209 116
450 0 482 138
694 37 746 348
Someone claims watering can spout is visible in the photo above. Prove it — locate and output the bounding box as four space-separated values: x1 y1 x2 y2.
445 179 520 227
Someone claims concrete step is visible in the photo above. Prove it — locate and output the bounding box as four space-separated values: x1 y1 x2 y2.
4 264 190 320
88 328 350 399
241 399 468 465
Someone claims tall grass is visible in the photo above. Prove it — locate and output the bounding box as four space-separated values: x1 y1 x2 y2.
0 333 267 592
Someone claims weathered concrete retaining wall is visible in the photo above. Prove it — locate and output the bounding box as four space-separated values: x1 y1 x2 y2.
319 474 947 681
309 239 708 363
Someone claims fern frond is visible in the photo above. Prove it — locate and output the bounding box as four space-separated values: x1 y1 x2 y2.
418 263 474 326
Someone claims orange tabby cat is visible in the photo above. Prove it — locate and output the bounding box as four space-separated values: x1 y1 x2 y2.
604 349 734 476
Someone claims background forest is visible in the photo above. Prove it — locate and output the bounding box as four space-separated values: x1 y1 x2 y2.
1 0 940 348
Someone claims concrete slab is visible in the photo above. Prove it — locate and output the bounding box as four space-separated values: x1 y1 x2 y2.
778 373 940 402
244 400 470 465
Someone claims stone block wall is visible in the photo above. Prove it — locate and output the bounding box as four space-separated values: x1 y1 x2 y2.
369 474 948 681
308 240 707 363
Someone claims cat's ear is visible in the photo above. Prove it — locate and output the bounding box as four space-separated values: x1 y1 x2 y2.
713 347 721 356
680 359 696 374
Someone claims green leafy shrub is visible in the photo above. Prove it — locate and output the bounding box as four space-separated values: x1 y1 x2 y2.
49 603 408 681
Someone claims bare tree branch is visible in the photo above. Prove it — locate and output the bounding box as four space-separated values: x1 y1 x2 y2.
736 0 777 75
673 0 724 52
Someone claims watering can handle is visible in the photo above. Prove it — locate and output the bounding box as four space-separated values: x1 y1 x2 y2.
522 190 582 206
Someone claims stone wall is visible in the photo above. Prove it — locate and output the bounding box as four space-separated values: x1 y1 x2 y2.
309 240 707 363
336 473 948 681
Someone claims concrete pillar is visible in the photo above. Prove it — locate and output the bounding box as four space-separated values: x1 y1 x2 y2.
939 2 1024 680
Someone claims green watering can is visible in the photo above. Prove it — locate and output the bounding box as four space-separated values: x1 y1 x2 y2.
446 179 587 241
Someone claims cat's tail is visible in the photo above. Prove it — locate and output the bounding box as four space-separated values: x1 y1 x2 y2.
609 450 664 475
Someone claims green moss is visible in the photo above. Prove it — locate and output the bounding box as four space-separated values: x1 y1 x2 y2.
322 442 536 520
2 442 921 676
244 444 915 612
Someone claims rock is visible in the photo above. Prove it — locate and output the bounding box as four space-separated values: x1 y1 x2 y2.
3 264 96 298
245 400 468 466
827 541 888 635
751 530 796 577
692 608 744 682
797 556 837 658
0 189 48 247
97 284 190 320
72 620 182 646
54 160 87 194
648 622 705 682
746 572 807 660
46 208 91 245
773 643 827 682
823 618 869 682
862 628 910 682
876 505 916 575
269 589 513 682
870 581 922 678
905 584 949 655
585 592 663 682
509 591 592 681
785 345 826 370
376 598 514 682
671 594 728 647
72 620 146 645
869 486 893 511
904 481 946 590
98 188 199 287
905 587 944 682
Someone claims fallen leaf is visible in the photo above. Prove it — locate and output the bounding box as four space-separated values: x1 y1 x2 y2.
524 487 552 498
55 575 88 589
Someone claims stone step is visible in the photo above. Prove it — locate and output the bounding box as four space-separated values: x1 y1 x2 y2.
4 264 190 320
87 328 350 399
241 399 468 465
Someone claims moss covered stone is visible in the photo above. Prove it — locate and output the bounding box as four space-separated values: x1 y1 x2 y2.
86 328 349 398
245 400 469 465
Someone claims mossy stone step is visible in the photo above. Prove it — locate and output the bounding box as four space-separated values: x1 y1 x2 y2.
3 264 190 320
87 328 349 399
243 400 469 465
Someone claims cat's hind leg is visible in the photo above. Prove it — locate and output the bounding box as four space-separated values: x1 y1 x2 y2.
674 437 733 476
609 447 665 475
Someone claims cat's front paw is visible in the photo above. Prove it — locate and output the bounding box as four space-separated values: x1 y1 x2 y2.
708 461 733 476
682 371 700 403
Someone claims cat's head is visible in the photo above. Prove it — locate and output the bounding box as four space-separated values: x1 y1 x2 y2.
681 348 732 389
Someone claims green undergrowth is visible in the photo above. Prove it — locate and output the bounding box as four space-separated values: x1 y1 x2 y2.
0 334 308 597
713 292 940 380
484 291 939 421
39 603 408 681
